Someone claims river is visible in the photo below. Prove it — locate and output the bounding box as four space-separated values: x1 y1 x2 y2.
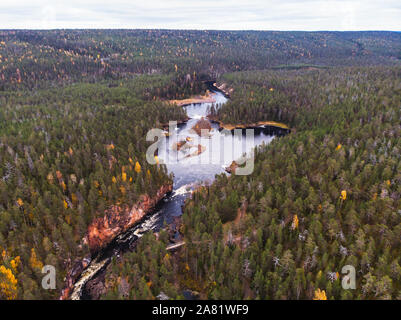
155 89 276 228
70 86 285 300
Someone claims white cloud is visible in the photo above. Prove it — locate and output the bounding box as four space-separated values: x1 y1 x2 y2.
0 0 399 30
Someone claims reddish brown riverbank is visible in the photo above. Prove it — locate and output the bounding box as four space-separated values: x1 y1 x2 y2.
60 183 172 300
87 184 173 253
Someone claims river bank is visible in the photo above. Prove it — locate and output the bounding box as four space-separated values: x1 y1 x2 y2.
168 90 217 106
211 119 290 131
60 183 173 300
63 82 287 300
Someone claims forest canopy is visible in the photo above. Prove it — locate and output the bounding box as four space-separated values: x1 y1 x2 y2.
0 30 400 300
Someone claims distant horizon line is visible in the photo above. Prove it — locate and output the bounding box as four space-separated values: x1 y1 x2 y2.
0 28 400 32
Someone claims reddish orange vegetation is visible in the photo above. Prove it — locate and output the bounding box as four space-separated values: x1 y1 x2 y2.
172 140 188 151
191 117 212 136
87 184 173 253
60 184 172 300
225 161 239 174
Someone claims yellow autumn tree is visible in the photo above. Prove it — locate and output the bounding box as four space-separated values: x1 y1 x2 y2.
71 193 78 205
0 265 18 300
120 186 126 195
313 288 327 300
16 198 23 207
29 248 43 270
340 190 347 200
122 172 127 182
135 161 142 173
336 144 342 150
10 256 20 273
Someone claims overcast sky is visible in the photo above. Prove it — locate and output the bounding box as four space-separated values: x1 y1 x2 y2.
0 0 400 31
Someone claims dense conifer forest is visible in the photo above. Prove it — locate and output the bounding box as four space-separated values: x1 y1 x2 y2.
0 30 400 300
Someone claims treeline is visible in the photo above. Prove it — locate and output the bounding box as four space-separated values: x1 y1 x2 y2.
1 30 400 90
102 66 401 300
212 66 401 130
